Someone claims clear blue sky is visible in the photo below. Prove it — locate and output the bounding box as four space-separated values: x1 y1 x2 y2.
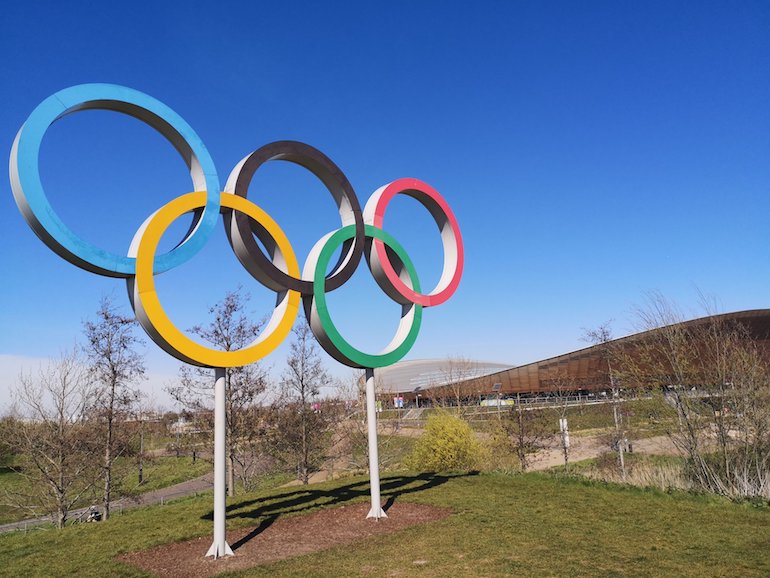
1 1 768 408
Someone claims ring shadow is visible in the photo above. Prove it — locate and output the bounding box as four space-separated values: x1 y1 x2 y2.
203 471 476 551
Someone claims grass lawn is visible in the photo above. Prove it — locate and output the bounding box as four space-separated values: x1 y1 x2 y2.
0 466 29 523
347 434 417 473
407 398 672 438
113 455 211 495
1 471 769 577
0 456 210 524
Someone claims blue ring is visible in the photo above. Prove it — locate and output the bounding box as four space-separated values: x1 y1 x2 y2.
9 83 220 277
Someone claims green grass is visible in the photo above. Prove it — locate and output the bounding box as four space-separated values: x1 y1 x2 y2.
468 398 672 439
0 456 210 524
568 452 685 473
343 433 417 475
0 466 28 523
378 433 417 469
1 471 769 577
384 433 417 456
543 398 668 434
237 472 295 493
113 455 211 496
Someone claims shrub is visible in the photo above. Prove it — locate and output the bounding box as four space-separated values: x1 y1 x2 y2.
406 412 487 472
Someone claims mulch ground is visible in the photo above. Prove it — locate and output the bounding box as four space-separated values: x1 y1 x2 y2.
119 502 451 577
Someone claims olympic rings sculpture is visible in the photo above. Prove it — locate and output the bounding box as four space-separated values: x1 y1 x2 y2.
10 84 464 369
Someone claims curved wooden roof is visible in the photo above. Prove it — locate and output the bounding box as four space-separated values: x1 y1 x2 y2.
467 309 770 395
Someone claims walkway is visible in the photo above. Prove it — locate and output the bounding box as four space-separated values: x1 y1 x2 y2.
527 433 677 471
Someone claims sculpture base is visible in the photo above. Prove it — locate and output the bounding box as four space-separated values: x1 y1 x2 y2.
366 507 388 520
205 540 234 559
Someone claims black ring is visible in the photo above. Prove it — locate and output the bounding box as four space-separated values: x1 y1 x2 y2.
224 140 365 294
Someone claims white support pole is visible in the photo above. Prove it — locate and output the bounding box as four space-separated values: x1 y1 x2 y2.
365 368 387 519
206 367 234 558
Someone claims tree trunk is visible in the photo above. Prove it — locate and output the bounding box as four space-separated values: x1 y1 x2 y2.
613 398 626 481
138 417 144 485
226 372 235 497
103 444 112 521
227 451 235 497
562 437 569 472
516 403 527 472
560 413 569 473
57 504 66 529
57 457 66 529
103 408 113 521
58 414 67 528
301 407 309 484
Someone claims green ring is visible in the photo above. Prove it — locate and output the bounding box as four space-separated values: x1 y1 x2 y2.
312 224 422 367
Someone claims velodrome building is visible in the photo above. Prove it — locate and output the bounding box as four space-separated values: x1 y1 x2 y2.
378 310 770 401
374 359 515 399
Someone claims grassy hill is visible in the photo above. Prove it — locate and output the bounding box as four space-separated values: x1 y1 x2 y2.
1 471 768 577
0 456 211 525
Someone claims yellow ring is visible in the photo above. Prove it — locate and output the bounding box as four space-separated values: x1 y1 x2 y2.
133 191 300 367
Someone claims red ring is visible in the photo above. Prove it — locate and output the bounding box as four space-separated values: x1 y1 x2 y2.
366 178 463 307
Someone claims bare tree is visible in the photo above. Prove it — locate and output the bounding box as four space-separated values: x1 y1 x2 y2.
0 417 15 469
82 297 145 521
333 371 406 475
2 352 101 528
426 356 481 414
230 404 278 492
133 392 155 486
269 323 334 484
582 321 628 480
495 402 552 472
165 288 269 496
545 372 579 472
615 293 770 499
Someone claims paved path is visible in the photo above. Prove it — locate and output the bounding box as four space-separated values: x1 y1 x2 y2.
528 433 677 471
0 472 214 534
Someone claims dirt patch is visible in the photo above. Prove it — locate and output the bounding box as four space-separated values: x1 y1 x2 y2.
119 502 450 577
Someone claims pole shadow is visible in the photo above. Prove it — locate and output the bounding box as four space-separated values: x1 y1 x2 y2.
203 471 475 549
230 514 278 551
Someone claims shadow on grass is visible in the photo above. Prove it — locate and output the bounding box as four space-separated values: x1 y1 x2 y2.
230 514 279 550
209 472 475 552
